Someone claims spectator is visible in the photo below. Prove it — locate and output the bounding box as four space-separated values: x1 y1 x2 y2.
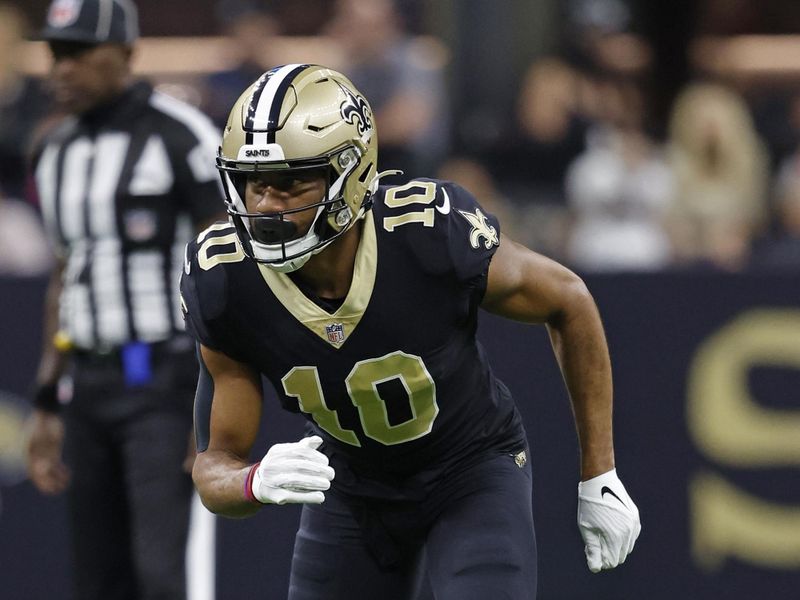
751 88 800 172
666 82 770 271
25 2 224 599
564 80 674 272
265 0 334 35
486 57 590 207
200 1 281 128
750 152 800 269
0 3 51 199
326 0 449 178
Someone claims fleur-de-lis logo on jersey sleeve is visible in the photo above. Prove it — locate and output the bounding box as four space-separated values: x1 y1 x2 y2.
457 208 499 249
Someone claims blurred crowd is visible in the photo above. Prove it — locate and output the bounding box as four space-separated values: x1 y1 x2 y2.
4 0 800 276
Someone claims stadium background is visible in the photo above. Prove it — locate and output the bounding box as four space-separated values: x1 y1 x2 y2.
2 0 800 598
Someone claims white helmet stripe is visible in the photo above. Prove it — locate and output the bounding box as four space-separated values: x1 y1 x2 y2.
246 64 308 144
251 130 269 148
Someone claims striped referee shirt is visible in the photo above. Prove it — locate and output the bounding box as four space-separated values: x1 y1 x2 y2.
34 81 223 351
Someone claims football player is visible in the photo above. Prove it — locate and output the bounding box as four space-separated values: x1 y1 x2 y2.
182 64 641 599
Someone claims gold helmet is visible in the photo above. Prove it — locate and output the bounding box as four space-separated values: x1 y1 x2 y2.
217 64 379 271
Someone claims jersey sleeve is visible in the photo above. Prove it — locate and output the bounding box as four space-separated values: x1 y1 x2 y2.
179 226 230 351
382 178 500 284
434 179 500 283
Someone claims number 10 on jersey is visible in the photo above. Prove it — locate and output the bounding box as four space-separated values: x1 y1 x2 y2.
281 351 439 446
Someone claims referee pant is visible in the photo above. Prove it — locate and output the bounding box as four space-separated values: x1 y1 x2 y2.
63 344 195 600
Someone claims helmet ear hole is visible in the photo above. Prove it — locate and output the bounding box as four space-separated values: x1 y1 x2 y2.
358 163 373 183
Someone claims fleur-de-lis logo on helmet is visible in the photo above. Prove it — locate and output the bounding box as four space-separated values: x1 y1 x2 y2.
338 82 373 136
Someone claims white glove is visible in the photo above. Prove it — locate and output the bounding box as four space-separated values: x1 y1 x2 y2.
577 468 641 573
251 436 335 505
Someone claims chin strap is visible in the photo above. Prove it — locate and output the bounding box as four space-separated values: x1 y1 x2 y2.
368 169 403 195
355 168 403 219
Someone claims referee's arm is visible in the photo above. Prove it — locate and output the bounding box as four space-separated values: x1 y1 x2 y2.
34 257 67 400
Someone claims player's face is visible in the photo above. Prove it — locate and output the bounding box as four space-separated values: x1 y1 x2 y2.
48 41 132 114
244 169 327 239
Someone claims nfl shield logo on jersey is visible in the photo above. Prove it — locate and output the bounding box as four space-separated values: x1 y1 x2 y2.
325 323 345 344
123 209 157 242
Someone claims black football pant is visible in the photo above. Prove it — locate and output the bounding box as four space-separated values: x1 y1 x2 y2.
288 449 538 599
63 349 195 600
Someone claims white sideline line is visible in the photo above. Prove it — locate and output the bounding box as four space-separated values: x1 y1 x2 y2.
187 492 216 600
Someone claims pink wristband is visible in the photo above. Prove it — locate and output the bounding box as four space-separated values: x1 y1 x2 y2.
243 463 263 504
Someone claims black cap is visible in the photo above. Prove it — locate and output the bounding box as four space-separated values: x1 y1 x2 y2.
40 0 139 45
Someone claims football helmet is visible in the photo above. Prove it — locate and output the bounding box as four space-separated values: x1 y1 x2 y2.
217 64 379 272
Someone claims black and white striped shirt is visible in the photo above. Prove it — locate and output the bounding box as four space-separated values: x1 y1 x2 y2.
34 81 223 351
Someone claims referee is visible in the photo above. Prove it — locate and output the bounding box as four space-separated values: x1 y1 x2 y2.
25 1 224 599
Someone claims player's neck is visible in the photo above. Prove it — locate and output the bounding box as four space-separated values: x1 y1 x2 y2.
294 220 363 300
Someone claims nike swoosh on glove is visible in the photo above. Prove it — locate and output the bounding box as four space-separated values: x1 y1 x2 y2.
251 436 336 505
577 468 641 573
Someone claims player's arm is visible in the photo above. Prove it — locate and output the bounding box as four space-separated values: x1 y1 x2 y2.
482 235 641 572
482 235 613 480
191 343 264 517
192 344 335 518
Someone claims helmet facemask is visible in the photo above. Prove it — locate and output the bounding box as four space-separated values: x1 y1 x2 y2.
218 144 370 272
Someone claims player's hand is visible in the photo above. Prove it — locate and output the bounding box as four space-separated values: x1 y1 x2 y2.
251 436 335 505
577 468 641 573
26 409 71 495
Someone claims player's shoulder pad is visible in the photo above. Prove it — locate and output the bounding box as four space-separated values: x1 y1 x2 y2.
431 178 500 245
376 177 498 237
180 221 239 326
375 178 500 277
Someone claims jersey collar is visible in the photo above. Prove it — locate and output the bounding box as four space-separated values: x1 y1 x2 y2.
257 211 377 348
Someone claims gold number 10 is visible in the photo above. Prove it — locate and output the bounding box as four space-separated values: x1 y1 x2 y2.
382 181 438 232
281 351 439 446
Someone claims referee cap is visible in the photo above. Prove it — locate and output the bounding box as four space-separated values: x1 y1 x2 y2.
40 0 139 45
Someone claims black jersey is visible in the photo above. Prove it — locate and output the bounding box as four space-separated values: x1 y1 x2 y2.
181 178 526 483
